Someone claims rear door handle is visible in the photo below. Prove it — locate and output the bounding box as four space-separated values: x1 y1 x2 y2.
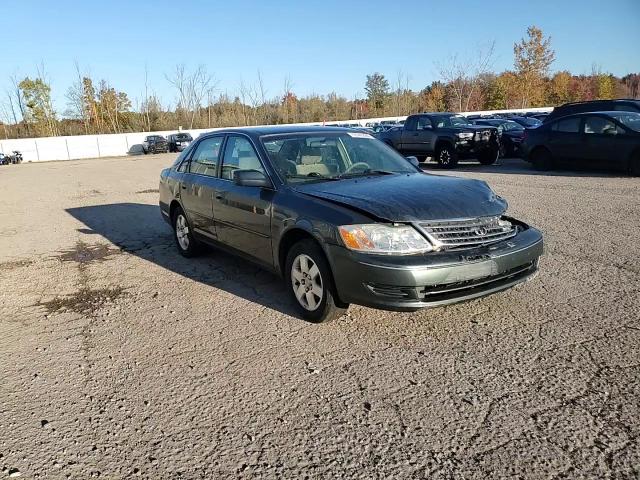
215 194 223 200
181 185 187 189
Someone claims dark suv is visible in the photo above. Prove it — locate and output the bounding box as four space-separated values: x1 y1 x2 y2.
545 99 640 123
167 133 193 152
159 127 543 323
142 135 169 154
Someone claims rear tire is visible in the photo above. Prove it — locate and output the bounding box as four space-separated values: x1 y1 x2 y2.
172 206 200 257
531 147 554 171
436 144 458 169
285 239 348 323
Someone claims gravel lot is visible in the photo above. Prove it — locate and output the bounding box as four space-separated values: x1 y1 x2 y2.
1 153 639 479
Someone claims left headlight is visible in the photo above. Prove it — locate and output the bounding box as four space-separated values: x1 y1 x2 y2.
456 132 474 140
338 224 432 255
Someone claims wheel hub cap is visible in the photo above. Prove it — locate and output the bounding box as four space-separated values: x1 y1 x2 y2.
176 215 190 250
291 254 323 311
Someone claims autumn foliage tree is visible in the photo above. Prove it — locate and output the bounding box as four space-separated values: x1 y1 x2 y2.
513 26 556 107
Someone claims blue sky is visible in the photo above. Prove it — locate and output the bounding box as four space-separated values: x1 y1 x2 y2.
2 0 639 114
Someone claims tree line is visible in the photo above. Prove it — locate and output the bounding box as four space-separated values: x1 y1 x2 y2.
1 26 638 140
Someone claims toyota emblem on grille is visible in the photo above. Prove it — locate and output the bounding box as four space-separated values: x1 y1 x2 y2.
474 227 488 236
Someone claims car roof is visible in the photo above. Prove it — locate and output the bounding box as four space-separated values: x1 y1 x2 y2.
200 125 357 138
555 110 636 118
416 112 459 117
557 99 640 107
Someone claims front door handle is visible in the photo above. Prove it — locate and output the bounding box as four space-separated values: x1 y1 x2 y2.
181 184 187 189
215 194 223 200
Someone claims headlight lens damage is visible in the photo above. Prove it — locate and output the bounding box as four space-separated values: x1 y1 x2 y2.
338 224 432 255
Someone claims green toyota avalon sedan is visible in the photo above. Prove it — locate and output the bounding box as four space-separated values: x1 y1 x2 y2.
160 126 543 322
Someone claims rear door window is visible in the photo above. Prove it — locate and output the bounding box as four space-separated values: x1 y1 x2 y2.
552 117 581 133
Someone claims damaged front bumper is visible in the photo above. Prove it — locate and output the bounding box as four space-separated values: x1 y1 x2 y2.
327 225 543 311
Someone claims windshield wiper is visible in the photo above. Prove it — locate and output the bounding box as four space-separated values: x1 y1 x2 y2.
332 169 397 179
284 173 341 181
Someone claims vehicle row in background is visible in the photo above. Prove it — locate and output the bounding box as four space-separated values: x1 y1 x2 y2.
142 133 193 154
0 150 22 165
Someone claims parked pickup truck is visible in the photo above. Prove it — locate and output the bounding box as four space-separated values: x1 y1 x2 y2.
376 113 500 168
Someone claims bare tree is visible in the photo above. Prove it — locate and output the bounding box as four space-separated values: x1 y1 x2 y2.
257 70 268 124
65 61 90 134
437 41 496 112
143 64 151 131
166 64 217 129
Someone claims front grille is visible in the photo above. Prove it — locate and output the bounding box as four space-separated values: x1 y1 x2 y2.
419 216 517 250
474 130 492 141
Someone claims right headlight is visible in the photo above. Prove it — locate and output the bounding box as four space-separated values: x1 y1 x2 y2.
338 224 432 255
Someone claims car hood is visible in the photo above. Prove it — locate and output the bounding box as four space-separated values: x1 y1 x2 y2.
503 130 525 138
294 173 507 222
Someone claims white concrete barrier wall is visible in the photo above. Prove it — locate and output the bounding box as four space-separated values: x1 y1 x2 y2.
0 107 552 162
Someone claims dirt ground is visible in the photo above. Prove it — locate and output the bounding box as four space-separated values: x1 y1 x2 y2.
1 153 639 479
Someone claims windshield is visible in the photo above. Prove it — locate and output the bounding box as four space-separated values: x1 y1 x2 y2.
261 132 418 184
501 121 524 132
434 115 471 128
611 112 640 132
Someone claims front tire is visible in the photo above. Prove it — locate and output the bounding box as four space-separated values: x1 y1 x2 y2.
172 207 200 257
285 239 347 323
531 147 554 171
436 144 458 169
478 147 499 165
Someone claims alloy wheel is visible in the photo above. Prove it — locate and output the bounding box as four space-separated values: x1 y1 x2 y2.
291 254 323 311
439 149 451 165
176 214 190 250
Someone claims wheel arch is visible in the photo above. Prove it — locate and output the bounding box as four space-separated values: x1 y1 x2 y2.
277 225 347 306
169 199 184 222
435 138 455 151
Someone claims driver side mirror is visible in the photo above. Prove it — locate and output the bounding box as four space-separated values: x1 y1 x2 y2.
405 156 420 168
233 169 272 188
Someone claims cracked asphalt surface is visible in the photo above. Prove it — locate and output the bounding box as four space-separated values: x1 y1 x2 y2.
1 153 639 479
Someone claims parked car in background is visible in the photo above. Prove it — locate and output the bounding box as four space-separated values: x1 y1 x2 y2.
503 115 542 128
523 111 640 175
160 126 543 322
167 133 193 152
529 113 549 122
142 135 169 154
376 113 500 167
0 150 23 165
544 99 640 124
473 118 525 157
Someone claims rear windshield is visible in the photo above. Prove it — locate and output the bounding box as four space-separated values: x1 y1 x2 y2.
175 134 192 140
